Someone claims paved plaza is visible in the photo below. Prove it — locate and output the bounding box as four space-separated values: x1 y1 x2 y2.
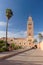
0 49 43 65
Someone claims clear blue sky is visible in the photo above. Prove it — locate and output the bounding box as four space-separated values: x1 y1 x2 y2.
0 0 43 38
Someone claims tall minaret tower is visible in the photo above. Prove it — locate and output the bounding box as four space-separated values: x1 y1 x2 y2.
27 16 34 47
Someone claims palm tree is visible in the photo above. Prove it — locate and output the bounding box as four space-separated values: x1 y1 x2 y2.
6 9 13 47
38 33 43 42
33 39 37 44
33 39 38 49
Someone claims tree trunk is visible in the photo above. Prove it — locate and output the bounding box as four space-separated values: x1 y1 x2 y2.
6 18 8 47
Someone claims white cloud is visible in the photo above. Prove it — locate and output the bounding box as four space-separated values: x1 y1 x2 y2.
1 30 43 39
0 21 6 26
1 30 43 40
0 30 27 38
0 31 14 38
14 31 27 38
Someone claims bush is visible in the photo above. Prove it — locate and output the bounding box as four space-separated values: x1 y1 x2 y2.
0 40 5 48
0 43 5 48
0 46 9 52
14 45 22 50
19 46 22 49
0 40 5 43
14 45 19 50
10 43 22 50
10 43 15 50
0 40 9 52
0 48 3 52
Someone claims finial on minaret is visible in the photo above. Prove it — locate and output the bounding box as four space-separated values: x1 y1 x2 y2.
28 16 32 21
28 16 32 24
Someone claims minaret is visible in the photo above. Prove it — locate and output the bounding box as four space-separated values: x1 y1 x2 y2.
27 16 34 47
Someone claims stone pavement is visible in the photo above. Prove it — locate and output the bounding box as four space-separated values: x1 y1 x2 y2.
7 49 43 61
0 49 43 65
6 49 43 65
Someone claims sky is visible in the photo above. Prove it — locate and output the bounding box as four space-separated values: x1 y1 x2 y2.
0 0 43 38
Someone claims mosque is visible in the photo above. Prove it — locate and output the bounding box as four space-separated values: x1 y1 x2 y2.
13 16 34 48
1 16 43 50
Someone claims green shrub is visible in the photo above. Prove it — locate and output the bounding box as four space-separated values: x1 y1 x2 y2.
0 40 9 52
18 46 22 49
0 46 9 52
10 43 15 49
0 40 5 43
0 47 5 52
0 43 5 48
14 45 19 50
14 45 22 50
0 40 5 48
0 48 3 52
